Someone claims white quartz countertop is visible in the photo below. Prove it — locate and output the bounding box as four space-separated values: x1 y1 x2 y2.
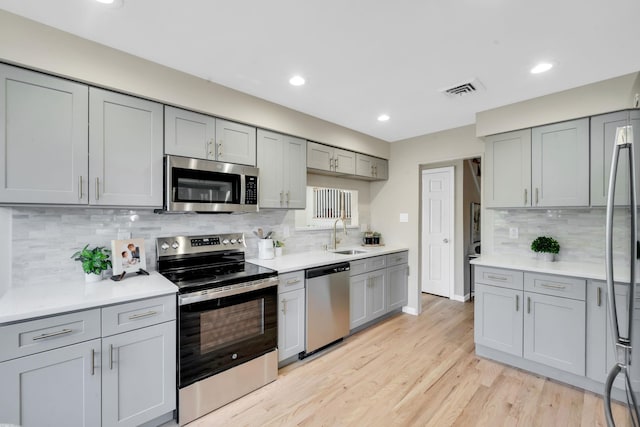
470 254 635 283
0 271 178 325
247 245 409 273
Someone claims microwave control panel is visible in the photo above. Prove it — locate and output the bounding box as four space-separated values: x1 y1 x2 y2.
245 176 258 205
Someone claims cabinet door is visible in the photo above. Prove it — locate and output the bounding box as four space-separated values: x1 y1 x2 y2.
0 339 101 427
373 158 388 180
590 110 640 206
215 119 256 166
89 88 163 207
164 106 215 159
586 281 608 382
523 292 585 375
0 64 89 204
101 321 176 427
387 264 408 311
257 129 284 208
278 288 305 361
355 153 374 178
334 148 356 174
283 135 307 209
531 118 589 207
369 269 387 320
350 273 369 329
307 141 333 172
483 129 532 208
474 283 523 356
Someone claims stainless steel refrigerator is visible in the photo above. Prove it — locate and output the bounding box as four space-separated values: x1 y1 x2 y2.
605 115 640 426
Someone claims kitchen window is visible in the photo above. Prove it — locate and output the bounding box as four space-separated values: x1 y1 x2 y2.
294 187 359 229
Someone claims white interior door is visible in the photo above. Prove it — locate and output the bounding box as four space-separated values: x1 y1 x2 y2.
421 167 454 297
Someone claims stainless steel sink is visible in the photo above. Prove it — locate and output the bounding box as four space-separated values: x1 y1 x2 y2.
333 249 367 255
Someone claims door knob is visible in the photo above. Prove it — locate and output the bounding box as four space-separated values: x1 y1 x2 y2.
443 238 449 243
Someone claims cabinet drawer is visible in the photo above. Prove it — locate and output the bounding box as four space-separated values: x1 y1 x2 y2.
102 295 176 337
349 255 386 276
474 266 523 291
0 309 101 362
524 273 586 301
278 270 305 293
386 251 408 267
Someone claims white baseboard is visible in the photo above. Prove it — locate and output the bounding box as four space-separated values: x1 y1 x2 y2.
402 306 419 316
452 293 470 302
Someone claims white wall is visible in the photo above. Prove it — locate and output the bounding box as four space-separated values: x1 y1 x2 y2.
0 10 389 159
0 208 11 295
370 125 484 313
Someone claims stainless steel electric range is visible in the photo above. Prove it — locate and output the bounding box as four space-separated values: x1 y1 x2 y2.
156 233 278 426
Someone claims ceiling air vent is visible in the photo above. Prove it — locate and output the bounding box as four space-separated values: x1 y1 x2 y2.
440 78 484 98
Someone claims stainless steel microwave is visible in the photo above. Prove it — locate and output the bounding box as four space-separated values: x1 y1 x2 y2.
164 155 259 213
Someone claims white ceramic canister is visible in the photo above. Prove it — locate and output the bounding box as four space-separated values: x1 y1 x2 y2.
258 239 275 260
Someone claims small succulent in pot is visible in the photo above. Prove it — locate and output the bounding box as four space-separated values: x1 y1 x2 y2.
531 236 560 261
71 245 112 275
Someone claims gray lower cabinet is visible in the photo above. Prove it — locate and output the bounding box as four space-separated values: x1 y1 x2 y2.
277 271 305 362
350 265 386 330
386 252 409 311
474 283 523 357
0 295 176 427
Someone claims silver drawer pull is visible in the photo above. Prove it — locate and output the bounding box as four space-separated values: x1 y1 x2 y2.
286 279 301 285
128 310 158 320
539 282 565 290
32 328 73 341
487 275 507 281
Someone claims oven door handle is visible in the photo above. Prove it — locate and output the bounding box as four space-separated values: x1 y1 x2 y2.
178 277 279 306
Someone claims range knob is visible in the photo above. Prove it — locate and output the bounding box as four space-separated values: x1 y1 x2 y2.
171 241 179 249
222 239 230 245
160 242 169 251
237 237 244 244
230 239 237 244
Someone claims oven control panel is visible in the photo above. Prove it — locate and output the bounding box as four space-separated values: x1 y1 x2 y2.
156 233 246 257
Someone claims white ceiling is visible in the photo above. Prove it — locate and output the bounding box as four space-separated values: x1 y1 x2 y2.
2 0 640 142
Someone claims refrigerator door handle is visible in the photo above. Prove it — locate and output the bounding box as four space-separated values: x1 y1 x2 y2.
604 363 622 427
606 141 623 346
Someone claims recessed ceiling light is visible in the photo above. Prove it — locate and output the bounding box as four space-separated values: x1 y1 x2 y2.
95 0 115 3
289 75 305 86
531 62 553 74
377 114 390 122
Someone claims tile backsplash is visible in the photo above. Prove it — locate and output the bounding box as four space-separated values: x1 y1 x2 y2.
492 208 635 264
10 207 364 287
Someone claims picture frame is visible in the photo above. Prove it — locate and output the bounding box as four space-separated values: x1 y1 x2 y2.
471 202 481 244
111 238 147 276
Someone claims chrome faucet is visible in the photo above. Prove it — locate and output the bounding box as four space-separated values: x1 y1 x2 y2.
332 192 347 250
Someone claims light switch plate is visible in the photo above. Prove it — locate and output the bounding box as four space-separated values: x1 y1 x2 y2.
400 213 409 223
509 227 519 239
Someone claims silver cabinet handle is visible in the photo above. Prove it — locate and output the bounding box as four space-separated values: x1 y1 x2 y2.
32 328 73 341
527 296 531 314
487 274 507 281
286 191 290 205
443 238 449 244
208 139 215 158
374 165 378 177
516 294 519 311
128 310 158 320
597 287 602 307
524 188 528 205
280 191 284 206
78 176 83 199
95 177 100 200
91 348 95 375
329 158 335 170
109 344 114 370
371 165 374 177
535 188 539 205
539 282 565 290
217 142 223 158
281 298 287 315
335 157 339 170
286 278 301 285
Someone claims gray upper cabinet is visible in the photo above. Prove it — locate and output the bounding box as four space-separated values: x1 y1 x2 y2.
307 141 356 175
483 129 532 208
164 106 215 159
89 88 163 207
257 129 306 209
590 110 640 206
531 118 590 207
355 153 388 180
0 64 89 205
215 119 256 166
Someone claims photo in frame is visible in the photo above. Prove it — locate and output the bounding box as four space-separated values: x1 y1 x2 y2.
471 202 481 244
111 238 147 276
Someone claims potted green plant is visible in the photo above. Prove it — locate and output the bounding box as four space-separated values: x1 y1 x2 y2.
274 240 285 257
372 232 381 245
530 236 560 262
71 245 112 282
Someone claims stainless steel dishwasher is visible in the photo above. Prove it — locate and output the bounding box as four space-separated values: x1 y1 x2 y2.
303 262 351 356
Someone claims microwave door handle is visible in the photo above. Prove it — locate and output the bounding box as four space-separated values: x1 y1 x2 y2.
240 174 246 205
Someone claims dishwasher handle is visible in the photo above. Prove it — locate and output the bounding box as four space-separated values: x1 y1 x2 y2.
305 262 351 279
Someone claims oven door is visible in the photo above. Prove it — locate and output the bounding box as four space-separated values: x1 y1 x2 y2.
178 284 277 388
165 155 258 213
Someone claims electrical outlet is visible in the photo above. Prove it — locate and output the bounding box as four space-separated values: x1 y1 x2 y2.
509 227 519 239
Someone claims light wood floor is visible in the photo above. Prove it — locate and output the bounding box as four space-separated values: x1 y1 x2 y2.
189 293 631 426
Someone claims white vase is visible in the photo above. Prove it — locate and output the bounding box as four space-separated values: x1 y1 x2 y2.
275 247 283 257
542 252 555 262
85 272 102 283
